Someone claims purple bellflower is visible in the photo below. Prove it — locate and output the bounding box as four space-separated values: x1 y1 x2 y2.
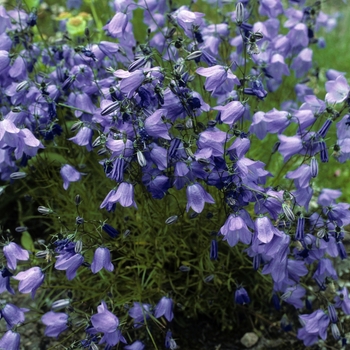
0 330 20 350
325 75 349 104
91 247 114 274
0 268 15 294
129 302 152 328
334 287 350 314
13 266 45 299
220 214 252 247
125 340 145 350
3 242 29 270
154 296 174 322
297 309 330 346
55 251 84 281
186 183 215 213
0 303 28 328
60 164 85 190
234 286 250 305
89 301 126 348
106 182 137 209
41 311 69 337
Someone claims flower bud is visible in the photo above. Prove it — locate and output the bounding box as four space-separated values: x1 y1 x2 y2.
51 299 70 311
137 150 147 167
38 206 53 215
235 2 244 26
282 204 295 222
101 101 120 116
10 172 27 180
179 265 191 272
75 240 83 253
311 157 318 178
165 215 178 225
204 275 214 283
75 194 81 206
76 216 84 225
185 51 202 61
15 226 28 232
16 80 29 92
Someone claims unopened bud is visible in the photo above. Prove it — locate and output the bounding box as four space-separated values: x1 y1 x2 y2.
204 274 214 283
75 194 81 205
137 150 147 167
282 204 295 222
16 81 29 92
51 299 70 310
70 121 83 132
235 2 244 26
75 240 83 253
165 215 178 225
128 57 147 72
179 265 191 272
311 157 318 178
15 226 28 232
38 206 53 215
10 172 27 180
185 51 202 61
101 101 120 116
76 216 84 225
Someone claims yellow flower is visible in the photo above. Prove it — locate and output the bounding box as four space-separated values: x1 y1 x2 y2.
66 15 87 36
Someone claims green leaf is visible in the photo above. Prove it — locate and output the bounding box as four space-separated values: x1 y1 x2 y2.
21 231 35 252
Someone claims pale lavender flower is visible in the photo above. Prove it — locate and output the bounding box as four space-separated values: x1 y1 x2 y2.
69 126 93 151
55 253 84 280
186 183 215 213
220 214 252 247
41 311 68 337
104 12 128 38
0 268 15 294
125 340 145 350
13 266 45 298
254 216 282 243
213 101 245 125
107 182 137 208
3 242 29 270
291 48 313 78
0 303 28 328
60 164 85 190
91 247 114 274
325 75 350 104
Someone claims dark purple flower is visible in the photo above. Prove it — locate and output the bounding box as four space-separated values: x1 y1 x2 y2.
0 268 14 294
102 223 120 238
13 266 45 299
234 286 250 305
334 287 350 314
41 311 68 337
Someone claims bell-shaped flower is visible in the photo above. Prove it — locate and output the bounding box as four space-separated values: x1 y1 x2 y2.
325 75 350 104
55 252 84 281
60 164 85 190
0 268 15 294
125 340 145 350
220 214 252 247
107 182 137 209
196 65 240 95
3 242 29 270
0 330 20 350
13 266 45 299
213 101 245 126
154 296 174 322
69 126 93 151
297 309 330 346
104 12 128 39
186 183 215 213
234 287 250 305
91 247 114 274
255 216 282 244
0 303 28 328
41 311 68 337
129 302 152 328
89 301 126 348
